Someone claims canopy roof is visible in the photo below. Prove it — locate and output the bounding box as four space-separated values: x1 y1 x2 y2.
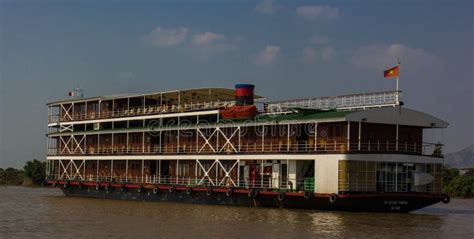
345 107 448 128
221 107 448 128
47 87 265 106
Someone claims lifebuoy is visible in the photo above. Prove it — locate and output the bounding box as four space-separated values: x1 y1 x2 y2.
186 188 193 195
206 187 213 196
278 192 286 201
226 188 233 197
304 191 312 199
442 195 450 204
329 194 337 203
153 187 159 195
95 183 100 191
169 186 175 193
248 189 257 199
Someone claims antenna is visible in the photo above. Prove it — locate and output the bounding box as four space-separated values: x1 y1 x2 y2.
68 84 84 98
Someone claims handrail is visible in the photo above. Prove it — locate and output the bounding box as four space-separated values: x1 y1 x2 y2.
49 100 235 123
47 140 443 157
265 91 399 112
46 174 312 191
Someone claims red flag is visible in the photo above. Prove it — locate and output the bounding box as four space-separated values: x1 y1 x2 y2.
384 65 399 78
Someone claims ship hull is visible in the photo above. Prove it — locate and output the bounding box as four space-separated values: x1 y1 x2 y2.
51 182 444 213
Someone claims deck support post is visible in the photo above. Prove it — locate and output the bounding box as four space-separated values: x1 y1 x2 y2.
110 160 113 182
195 128 199 152
347 121 350 151
314 122 318 151
237 160 240 187
216 127 219 152
142 132 145 153
97 135 100 154
159 130 162 153
287 124 290 151
396 124 399 151
176 160 179 184
126 132 129 153
96 159 99 182
358 121 361 151
125 160 128 182
158 160 161 184
215 159 218 185
141 160 144 183
111 133 114 153
238 126 241 152
195 159 198 183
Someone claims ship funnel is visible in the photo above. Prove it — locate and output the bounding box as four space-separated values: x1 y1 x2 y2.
235 84 255 106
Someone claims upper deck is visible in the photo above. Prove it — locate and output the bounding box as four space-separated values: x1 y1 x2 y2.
46 86 448 159
47 87 264 124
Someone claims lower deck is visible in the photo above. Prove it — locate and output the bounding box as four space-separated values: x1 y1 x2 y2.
46 154 443 195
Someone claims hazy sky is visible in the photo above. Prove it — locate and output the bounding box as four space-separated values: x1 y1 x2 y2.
0 0 473 168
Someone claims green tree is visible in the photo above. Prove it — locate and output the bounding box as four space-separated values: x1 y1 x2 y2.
443 167 459 185
0 167 24 185
444 176 474 198
23 159 46 185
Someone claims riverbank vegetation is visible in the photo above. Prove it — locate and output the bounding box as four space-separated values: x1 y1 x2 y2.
0 159 45 186
443 167 474 198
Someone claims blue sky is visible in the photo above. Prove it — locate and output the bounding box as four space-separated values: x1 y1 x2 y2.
0 0 473 168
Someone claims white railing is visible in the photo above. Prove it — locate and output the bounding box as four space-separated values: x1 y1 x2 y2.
47 174 313 191
265 91 399 112
49 100 235 123
47 141 442 157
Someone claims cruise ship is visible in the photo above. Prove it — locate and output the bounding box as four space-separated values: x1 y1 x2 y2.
45 84 449 212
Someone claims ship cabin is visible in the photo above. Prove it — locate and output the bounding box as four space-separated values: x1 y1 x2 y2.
46 85 448 196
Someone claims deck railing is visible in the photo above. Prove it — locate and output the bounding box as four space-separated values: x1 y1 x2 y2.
49 100 235 123
265 91 399 112
47 141 443 157
46 174 312 191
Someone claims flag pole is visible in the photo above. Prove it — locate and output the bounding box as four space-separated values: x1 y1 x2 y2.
396 61 400 105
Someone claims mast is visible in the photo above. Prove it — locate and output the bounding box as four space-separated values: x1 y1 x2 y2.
396 61 400 105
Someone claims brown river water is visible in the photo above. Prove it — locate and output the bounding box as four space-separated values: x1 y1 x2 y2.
0 186 473 239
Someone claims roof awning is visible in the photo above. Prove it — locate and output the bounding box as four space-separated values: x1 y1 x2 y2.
47 87 265 106
345 107 448 128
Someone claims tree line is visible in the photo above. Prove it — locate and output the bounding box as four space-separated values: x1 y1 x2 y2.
443 167 474 198
0 159 46 186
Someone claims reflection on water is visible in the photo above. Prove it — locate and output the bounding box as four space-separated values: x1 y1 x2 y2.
0 186 473 238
